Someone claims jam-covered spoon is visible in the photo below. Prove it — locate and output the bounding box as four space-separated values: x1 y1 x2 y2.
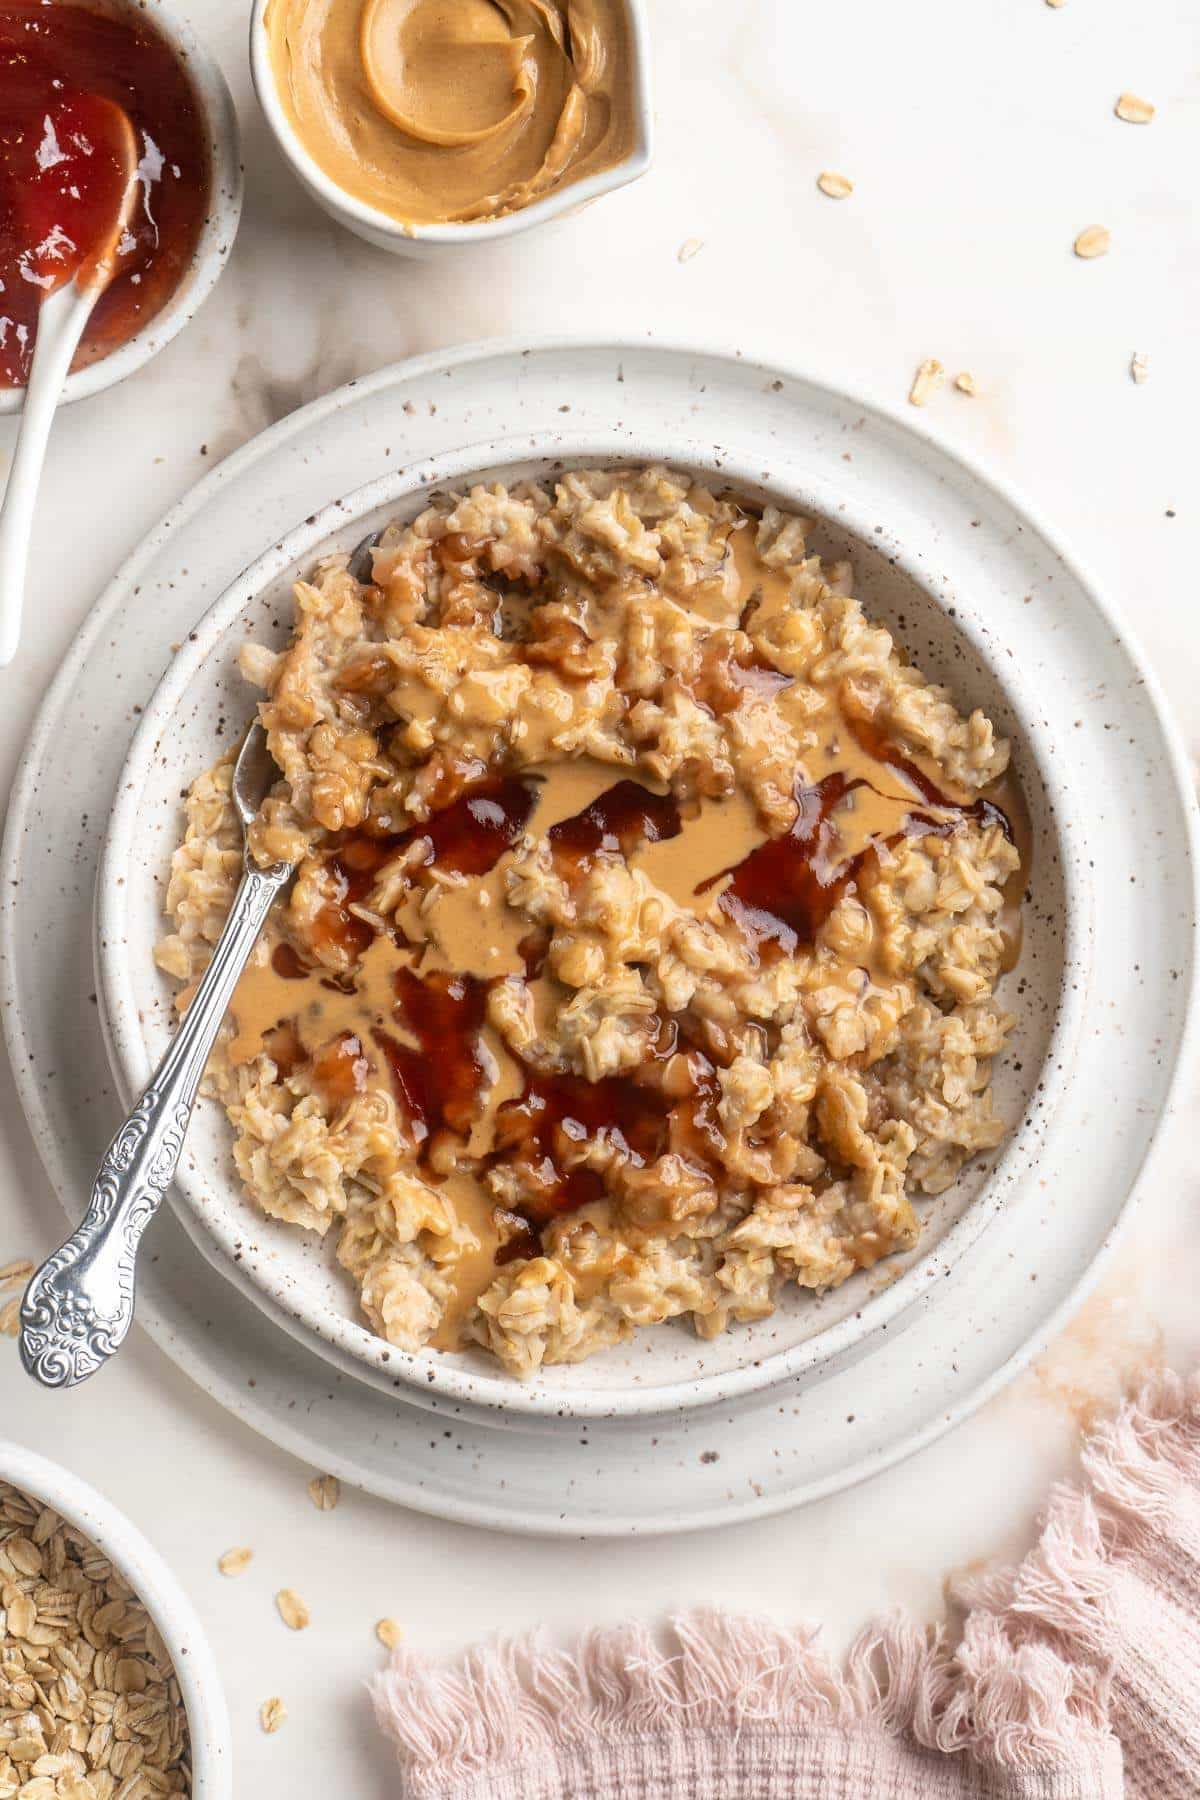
0 95 140 667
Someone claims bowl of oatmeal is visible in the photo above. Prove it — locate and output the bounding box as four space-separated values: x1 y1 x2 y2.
95 442 1082 1418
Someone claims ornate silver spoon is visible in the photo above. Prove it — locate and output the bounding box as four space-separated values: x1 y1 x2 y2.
20 528 380 1388
19 720 292 1387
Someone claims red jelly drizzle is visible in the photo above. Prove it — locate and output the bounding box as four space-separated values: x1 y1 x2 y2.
487 1026 727 1240
376 967 489 1147
847 715 1010 838
705 729 1013 956
271 940 308 980
494 1214 541 1266
0 0 210 387
548 780 681 870
372 966 722 1240
315 774 538 959
704 772 859 956
489 1068 672 1226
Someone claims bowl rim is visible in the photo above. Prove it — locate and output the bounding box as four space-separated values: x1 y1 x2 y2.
95 425 1090 1421
0 0 243 418
247 0 654 245
0 1439 232 1796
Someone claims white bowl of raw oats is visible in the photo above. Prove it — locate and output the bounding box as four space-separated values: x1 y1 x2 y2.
0 1441 231 1796
95 434 1088 1421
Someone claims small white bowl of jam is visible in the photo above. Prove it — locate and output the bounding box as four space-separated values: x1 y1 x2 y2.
0 0 243 415
249 0 653 258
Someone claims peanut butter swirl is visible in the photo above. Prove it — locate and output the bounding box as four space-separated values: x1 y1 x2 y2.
265 0 637 225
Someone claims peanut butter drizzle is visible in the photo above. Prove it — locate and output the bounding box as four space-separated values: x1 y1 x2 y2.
397 865 529 979
227 759 632 1067
264 0 636 227
635 788 764 910
723 519 798 627
228 931 413 1074
429 1170 502 1349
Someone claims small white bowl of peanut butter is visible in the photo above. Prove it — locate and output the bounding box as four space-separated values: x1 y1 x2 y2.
249 0 653 255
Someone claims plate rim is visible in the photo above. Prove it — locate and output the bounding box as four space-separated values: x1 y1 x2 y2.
4 334 1197 1533
94 423 1090 1421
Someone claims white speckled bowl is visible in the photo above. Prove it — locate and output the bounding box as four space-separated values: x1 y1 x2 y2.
95 427 1088 1423
0 1441 231 1794
248 0 652 258
0 0 242 417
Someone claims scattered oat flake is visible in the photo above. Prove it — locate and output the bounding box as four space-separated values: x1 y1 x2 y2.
307 1473 340 1511
1115 92 1155 124
218 1545 253 1576
0 1257 33 1285
954 371 977 396
908 358 944 407
276 1588 310 1630
1045 0 1065 7
1074 225 1111 259
260 1697 287 1734
1131 352 1149 384
817 170 853 199
376 1617 404 1649
676 238 704 263
0 1294 20 1335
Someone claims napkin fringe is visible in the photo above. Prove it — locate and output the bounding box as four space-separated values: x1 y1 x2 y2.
373 1603 1109 1796
371 1368 1200 1799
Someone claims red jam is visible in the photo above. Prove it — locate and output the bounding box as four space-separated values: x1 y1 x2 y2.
547 779 681 870
10 92 130 292
703 771 861 956
315 775 539 959
0 0 210 387
704 731 1013 956
490 1067 672 1224
376 967 491 1148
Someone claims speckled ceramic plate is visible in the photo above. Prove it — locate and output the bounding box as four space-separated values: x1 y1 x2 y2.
95 429 1085 1423
2 340 1195 1532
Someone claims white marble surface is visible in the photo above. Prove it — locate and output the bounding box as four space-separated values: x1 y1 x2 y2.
2 0 1199 1792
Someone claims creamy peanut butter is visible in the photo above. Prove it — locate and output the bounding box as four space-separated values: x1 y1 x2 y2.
265 0 637 225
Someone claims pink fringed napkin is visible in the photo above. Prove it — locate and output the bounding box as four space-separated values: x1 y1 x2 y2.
374 1371 1200 1798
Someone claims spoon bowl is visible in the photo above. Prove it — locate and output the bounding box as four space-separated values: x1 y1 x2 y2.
0 97 139 667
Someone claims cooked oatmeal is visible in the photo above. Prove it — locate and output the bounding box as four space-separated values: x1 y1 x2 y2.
155 466 1024 1380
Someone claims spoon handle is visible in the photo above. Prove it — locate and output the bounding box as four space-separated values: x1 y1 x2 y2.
0 281 94 668
19 853 291 1389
